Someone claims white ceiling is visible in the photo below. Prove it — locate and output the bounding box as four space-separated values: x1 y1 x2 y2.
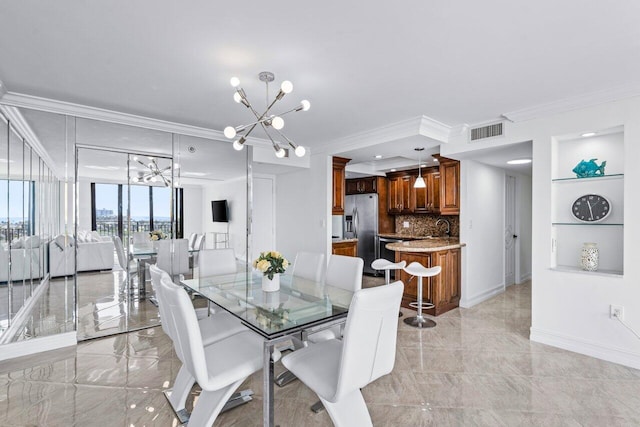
1 1 639 177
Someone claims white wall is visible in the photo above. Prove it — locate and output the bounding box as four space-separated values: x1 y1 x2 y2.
275 152 331 264
459 160 506 307
77 179 92 232
446 96 640 369
182 185 202 238
200 177 248 261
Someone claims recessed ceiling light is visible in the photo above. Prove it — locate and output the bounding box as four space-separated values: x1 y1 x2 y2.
374 155 382 159
420 164 427 168
182 171 207 177
85 165 119 170
507 158 532 165
581 132 596 137
433 158 438 162
390 168 396 172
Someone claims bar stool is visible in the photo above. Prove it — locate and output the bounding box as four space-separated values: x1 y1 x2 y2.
371 258 406 317
403 262 441 328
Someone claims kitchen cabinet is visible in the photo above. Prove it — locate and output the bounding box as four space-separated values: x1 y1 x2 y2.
438 158 460 215
413 168 440 213
332 157 350 215
332 240 357 257
387 172 413 214
395 248 461 316
345 177 377 195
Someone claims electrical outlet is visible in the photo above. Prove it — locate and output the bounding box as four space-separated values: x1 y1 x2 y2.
403 221 410 228
610 304 624 320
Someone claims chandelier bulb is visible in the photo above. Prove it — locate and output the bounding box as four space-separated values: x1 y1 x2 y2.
275 147 286 158
150 176 158 183
294 145 306 157
224 126 237 139
271 116 285 130
300 100 311 111
280 80 293 94
233 139 245 151
132 156 138 162
233 92 242 103
230 77 240 88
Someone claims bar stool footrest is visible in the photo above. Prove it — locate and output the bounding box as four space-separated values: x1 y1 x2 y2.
409 301 435 310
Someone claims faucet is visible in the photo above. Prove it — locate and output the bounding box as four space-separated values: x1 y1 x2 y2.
436 218 450 237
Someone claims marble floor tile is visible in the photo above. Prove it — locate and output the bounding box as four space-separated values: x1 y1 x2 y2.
2 281 640 426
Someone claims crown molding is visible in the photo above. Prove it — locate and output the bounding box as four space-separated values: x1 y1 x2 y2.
0 104 61 177
502 83 640 123
0 92 228 141
318 115 452 155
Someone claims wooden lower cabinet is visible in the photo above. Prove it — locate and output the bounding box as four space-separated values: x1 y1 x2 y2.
332 240 357 257
394 248 461 316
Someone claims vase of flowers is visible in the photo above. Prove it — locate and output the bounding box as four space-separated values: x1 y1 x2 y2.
254 251 289 292
149 230 167 250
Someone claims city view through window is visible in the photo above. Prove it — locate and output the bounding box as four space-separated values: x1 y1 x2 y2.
94 183 172 240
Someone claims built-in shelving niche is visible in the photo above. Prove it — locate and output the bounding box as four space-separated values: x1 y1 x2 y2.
551 126 624 276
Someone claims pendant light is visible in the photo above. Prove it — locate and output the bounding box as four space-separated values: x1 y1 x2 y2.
414 147 426 188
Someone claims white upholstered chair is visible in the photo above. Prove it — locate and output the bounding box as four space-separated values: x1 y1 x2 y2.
282 280 404 427
189 234 206 270
291 251 325 282
198 248 237 277
187 232 197 250
156 239 190 282
159 274 266 426
149 265 254 422
112 236 136 295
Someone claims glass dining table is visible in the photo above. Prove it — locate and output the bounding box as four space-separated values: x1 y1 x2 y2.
130 242 199 298
181 270 355 427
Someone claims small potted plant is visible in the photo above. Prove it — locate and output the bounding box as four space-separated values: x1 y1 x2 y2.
253 251 289 292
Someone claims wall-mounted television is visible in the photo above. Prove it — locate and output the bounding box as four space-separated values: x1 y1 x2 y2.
211 200 229 223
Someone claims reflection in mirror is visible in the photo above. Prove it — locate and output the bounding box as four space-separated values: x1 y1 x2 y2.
0 115 8 334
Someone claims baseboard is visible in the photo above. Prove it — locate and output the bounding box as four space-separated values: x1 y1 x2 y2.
530 327 640 370
459 283 504 308
519 272 532 282
0 331 77 362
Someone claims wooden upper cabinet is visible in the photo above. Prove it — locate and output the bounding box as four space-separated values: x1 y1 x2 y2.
439 158 460 215
387 172 412 214
345 176 377 195
332 157 350 215
413 168 440 213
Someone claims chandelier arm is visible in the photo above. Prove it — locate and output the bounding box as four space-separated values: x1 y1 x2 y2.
259 122 283 153
272 128 297 148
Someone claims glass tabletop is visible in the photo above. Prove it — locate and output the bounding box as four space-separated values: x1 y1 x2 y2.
181 270 354 339
130 243 199 257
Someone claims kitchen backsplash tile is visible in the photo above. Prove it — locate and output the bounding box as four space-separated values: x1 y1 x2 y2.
395 214 459 237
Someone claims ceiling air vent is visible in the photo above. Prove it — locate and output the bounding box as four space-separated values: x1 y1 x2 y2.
470 122 503 141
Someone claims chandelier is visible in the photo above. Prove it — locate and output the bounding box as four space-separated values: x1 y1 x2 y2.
223 71 310 157
130 156 176 187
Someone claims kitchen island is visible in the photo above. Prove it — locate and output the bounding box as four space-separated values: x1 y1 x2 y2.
332 238 358 257
386 238 465 316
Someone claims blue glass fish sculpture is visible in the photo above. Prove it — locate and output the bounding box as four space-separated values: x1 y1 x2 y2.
572 159 606 178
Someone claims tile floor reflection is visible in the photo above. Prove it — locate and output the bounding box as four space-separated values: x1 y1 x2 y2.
2 281 640 426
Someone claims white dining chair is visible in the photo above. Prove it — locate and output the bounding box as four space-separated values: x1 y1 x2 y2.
198 248 237 277
149 265 254 421
189 234 206 270
159 273 266 426
187 232 197 250
275 255 363 389
112 236 136 295
291 251 325 282
282 280 404 427
156 239 190 282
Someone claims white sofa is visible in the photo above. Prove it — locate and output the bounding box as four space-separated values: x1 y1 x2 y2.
49 231 115 278
0 235 45 282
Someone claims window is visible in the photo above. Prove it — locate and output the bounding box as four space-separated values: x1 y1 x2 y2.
0 180 35 242
91 183 183 239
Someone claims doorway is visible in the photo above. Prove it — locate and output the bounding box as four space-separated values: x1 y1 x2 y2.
504 174 517 286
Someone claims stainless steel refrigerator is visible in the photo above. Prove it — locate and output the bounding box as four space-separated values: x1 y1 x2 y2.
344 193 378 275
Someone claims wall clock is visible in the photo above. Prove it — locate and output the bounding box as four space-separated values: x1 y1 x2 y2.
571 194 611 222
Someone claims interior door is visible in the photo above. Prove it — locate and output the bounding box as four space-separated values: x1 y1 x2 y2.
505 175 516 286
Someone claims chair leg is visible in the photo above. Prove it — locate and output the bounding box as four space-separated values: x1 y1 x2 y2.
319 390 373 427
164 366 196 424
275 370 298 387
188 379 246 427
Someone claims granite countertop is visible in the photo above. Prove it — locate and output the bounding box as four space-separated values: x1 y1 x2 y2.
378 232 439 240
332 237 358 243
385 238 466 252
